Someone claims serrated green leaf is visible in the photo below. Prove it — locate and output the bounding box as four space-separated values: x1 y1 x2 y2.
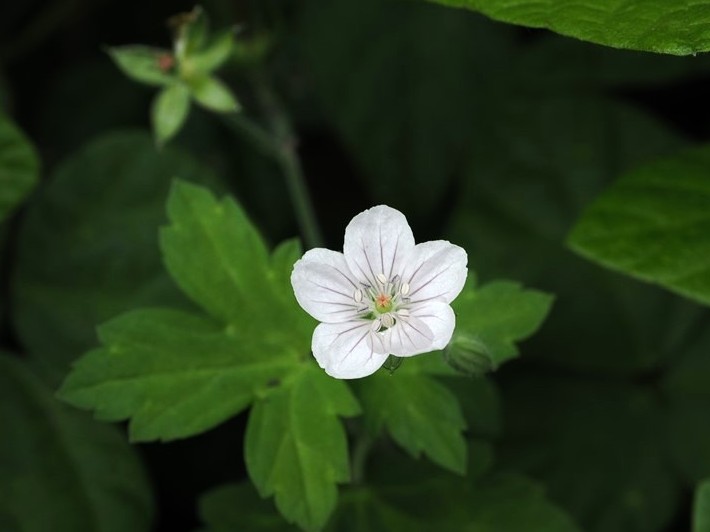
355 370 467 474
59 308 300 442
569 145 710 307
0 110 39 222
152 83 191 146
189 76 240 113
0 354 153 531
245 366 360 531
694 480 710 532
429 0 710 55
199 483 295 532
107 46 174 87
160 180 273 327
451 279 554 369
12 131 222 378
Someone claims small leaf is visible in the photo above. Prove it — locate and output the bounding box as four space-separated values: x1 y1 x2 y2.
245 366 360 531
189 76 240 113
569 145 710 307
0 354 153 531
189 29 235 74
0 111 39 222
199 483 295 531
355 367 467 474
107 46 174 86
694 480 710 532
450 278 554 370
428 0 710 55
59 308 299 442
151 83 191 145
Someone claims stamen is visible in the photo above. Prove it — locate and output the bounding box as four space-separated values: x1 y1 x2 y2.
371 318 382 332
397 308 409 317
400 282 410 296
381 313 395 328
376 272 387 284
353 288 363 302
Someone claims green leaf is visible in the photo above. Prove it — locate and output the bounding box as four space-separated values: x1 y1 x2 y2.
429 0 710 55
245 365 360 531
59 308 299 442
13 131 222 378
0 354 153 531
189 29 235 74
569 145 710 307
160 180 273 327
500 374 680 532
695 480 710 532
450 278 554 371
107 46 174 87
189 76 240 113
0 110 39 222
199 483 295 531
151 83 191 146
355 367 467 474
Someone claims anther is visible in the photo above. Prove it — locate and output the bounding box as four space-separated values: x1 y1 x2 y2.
371 318 382 332
376 273 387 284
400 282 410 296
397 308 409 317
353 288 363 302
381 313 395 328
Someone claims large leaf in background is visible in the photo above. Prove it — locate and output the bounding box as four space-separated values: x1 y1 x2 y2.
695 480 710 532
12 131 222 380
58 308 300 442
0 354 152 532
299 0 515 217
569 145 710 307
245 365 360 531
448 96 705 373
499 374 679 532
429 0 710 55
664 327 710 485
59 182 312 441
0 110 39 222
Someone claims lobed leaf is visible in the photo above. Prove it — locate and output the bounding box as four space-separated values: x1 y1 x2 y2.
245 366 360 531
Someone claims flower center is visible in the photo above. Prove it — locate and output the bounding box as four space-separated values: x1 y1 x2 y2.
352 272 412 332
375 293 392 313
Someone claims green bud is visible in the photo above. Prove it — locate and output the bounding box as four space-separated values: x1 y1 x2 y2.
444 334 494 376
382 355 403 375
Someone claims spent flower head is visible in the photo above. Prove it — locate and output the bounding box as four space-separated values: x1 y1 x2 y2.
291 205 468 379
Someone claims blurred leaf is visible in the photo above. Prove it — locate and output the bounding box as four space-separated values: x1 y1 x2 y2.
245 365 360 531
448 96 697 373
569 145 710 307
664 327 710 484
12 131 222 379
499 374 680 532
188 29 235 74
0 110 39 222
695 480 710 532
0 354 153 532
58 308 299 442
440 376 502 439
355 364 467 474
188 76 240 113
299 0 515 215
449 278 553 372
107 46 174 87
429 0 710 55
152 83 191 146
200 482 295 531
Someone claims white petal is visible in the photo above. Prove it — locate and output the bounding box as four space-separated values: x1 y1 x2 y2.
380 314 435 357
409 301 456 350
312 321 389 379
291 248 361 323
343 205 415 286
401 241 467 304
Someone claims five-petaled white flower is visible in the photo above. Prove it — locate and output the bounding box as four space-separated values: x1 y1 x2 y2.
291 205 467 379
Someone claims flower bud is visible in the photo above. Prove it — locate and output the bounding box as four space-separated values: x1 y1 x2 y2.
444 334 493 376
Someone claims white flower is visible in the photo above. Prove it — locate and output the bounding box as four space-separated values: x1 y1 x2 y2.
291 205 468 379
